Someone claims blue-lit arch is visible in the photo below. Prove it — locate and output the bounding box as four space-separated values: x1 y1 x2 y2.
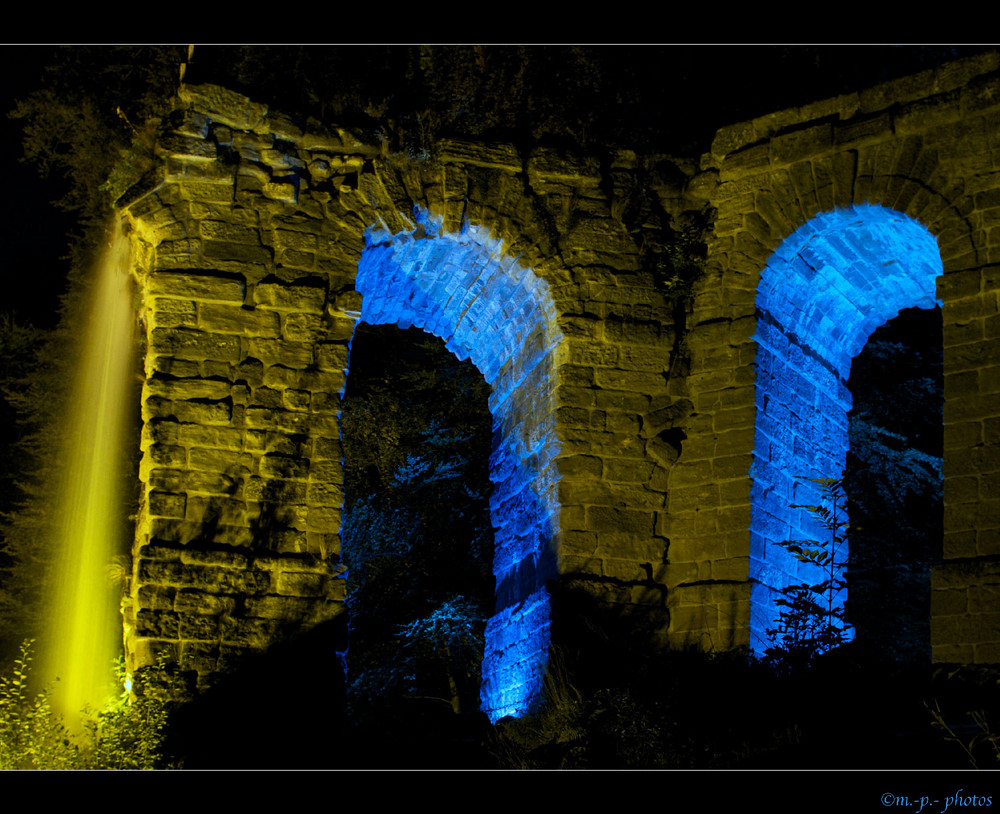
750 204 943 654
352 206 564 721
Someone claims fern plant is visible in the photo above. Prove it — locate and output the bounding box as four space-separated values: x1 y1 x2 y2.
765 475 854 666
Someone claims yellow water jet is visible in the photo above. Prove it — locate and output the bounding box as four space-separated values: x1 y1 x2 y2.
41 217 138 726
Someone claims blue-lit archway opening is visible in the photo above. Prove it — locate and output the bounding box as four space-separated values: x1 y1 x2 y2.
751 204 943 656
353 207 564 722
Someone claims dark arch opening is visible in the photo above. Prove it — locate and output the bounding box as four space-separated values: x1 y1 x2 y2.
339 323 495 736
845 306 944 664
355 210 564 721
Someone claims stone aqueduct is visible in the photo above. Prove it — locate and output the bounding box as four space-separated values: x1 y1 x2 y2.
118 53 1000 719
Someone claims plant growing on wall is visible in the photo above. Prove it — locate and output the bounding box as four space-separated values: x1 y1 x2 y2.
765 475 854 667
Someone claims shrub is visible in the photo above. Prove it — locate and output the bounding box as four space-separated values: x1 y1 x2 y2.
0 640 177 769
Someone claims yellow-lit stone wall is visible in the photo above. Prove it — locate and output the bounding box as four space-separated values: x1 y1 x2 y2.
120 50 1000 690
679 51 1000 660
120 84 705 687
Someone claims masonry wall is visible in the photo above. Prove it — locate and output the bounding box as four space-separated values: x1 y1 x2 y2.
121 52 1000 697
120 84 706 695
681 51 1000 661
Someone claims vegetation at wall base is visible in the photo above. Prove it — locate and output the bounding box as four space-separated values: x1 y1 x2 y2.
0 640 178 770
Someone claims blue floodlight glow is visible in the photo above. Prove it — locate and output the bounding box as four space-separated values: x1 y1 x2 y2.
750 205 943 654
352 207 563 721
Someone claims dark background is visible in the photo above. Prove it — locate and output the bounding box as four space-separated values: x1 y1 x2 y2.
0 44 993 329
0 43 989 772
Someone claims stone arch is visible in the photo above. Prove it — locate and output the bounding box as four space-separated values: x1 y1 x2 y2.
350 205 564 721
674 66 1000 656
750 204 944 652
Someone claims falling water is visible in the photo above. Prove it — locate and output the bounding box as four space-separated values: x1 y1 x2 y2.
41 217 137 725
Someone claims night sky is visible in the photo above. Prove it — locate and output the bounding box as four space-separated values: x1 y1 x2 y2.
0 44 991 330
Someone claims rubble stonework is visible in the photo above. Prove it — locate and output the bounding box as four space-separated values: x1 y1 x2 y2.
687 51 1000 661
120 51 1000 702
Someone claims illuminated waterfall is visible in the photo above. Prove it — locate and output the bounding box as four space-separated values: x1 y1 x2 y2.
42 217 137 724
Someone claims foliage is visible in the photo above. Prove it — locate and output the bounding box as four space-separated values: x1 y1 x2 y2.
0 640 177 769
487 603 803 770
612 168 709 298
80 655 178 770
647 208 710 297
0 316 51 656
187 45 990 156
846 309 943 663
0 640 76 769
0 314 45 520
397 596 484 715
924 666 1000 770
927 699 1000 770
340 325 493 725
10 46 185 223
765 476 853 668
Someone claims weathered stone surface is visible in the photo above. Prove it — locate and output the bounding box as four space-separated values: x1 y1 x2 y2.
148 271 246 303
122 58 1000 694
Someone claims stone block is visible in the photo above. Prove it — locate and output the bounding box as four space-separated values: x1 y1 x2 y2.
203 240 274 265
281 388 311 411
255 282 326 313
199 302 281 337
173 589 238 616
148 327 242 362
274 571 328 597
148 271 245 303
149 491 187 519
312 438 344 462
175 424 244 449
137 584 176 612
282 312 325 342
587 506 655 539
248 338 315 367
932 587 970 616
932 642 976 662
555 455 603 478
250 386 284 408
315 342 350 371
145 465 181 492
604 459 656 483
145 376 233 401
307 506 342 532
188 446 251 476
135 609 180 639
279 248 316 269
259 454 310 480
179 613 236 641
149 297 198 328
147 443 187 467
244 594 317 620
169 399 233 426
200 220 263 245
177 641 220 675
262 180 298 204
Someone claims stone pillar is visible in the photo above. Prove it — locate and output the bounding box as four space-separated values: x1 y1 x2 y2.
932 263 1000 663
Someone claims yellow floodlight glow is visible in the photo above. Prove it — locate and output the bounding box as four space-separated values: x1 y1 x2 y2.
42 218 137 727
